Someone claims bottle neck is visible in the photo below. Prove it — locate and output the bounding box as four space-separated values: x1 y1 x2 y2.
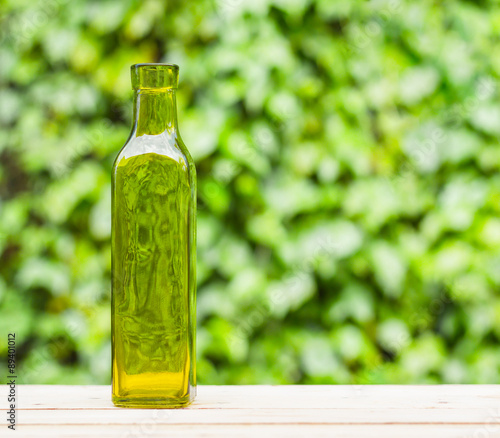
132 89 178 137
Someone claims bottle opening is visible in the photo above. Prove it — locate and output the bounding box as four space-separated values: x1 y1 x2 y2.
131 63 179 90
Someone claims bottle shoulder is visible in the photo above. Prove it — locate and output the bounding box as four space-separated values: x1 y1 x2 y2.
113 131 196 176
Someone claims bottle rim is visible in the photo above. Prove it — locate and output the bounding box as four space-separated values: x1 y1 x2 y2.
131 64 179 90
131 63 179 70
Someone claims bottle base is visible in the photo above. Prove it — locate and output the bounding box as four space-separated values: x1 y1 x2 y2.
112 394 194 409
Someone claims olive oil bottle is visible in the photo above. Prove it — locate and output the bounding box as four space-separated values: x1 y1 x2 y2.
111 64 196 408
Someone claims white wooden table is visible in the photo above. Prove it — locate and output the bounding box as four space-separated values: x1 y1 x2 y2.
5 385 500 437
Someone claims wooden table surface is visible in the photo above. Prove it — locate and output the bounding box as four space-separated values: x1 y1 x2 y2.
4 385 500 437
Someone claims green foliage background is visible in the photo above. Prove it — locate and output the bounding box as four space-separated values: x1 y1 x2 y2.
1 0 500 384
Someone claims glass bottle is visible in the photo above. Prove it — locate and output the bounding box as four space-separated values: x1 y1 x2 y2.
111 64 196 408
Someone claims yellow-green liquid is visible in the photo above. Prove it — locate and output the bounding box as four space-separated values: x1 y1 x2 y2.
112 152 195 408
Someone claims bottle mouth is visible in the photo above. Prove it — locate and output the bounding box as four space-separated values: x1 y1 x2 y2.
131 63 179 90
